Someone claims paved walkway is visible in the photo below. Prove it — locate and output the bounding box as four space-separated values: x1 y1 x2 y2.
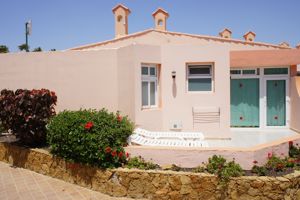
0 162 139 200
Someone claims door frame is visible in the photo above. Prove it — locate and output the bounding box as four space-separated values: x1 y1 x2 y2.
262 77 290 129
230 67 290 129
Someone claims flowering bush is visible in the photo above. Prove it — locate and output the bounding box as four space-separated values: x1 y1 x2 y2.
47 109 134 168
251 152 299 176
0 89 57 146
265 155 286 172
204 155 244 183
289 141 300 159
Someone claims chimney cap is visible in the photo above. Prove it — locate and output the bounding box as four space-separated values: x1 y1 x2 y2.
279 42 290 47
219 28 232 38
112 4 131 14
152 8 169 18
243 31 256 39
219 28 232 35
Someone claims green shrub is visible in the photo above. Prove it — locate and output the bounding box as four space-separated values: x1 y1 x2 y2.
265 155 286 172
192 165 206 173
126 156 159 170
284 157 296 168
47 109 133 168
252 153 297 176
205 155 244 183
251 165 267 176
219 161 244 182
206 155 227 174
0 89 57 146
289 141 300 159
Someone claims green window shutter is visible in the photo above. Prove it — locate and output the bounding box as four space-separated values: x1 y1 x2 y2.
231 79 260 127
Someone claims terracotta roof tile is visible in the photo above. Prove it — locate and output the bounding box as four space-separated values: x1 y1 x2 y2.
112 4 131 14
152 8 169 18
69 29 290 50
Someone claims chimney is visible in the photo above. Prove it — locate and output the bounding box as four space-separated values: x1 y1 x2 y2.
243 31 256 42
152 8 169 31
112 4 131 38
296 43 300 49
279 42 290 48
219 28 232 39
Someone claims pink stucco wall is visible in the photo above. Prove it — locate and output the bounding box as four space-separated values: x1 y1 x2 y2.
0 51 119 112
0 40 299 138
159 44 230 137
125 134 300 170
117 44 231 137
0 44 232 137
290 77 300 132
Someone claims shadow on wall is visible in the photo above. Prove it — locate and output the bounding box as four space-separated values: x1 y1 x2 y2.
296 77 300 96
0 142 98 187
172 79 177 98
2 142 30 167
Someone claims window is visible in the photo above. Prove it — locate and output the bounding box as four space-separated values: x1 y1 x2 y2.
187 65 212 92
230 70 241 75
141 65 158 108
230 69 257 75
242 69 256 75
264 68 288 75
117 15 123 22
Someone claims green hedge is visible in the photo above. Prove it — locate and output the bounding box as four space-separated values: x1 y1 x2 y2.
47 109 134 168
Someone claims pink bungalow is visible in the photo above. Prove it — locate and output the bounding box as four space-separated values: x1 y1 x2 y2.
1 4 300 168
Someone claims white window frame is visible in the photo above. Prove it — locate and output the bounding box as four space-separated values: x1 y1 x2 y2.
187 64 213 92
230 68 257 76
141 64 158 109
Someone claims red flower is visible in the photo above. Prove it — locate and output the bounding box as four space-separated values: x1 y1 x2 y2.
117 115 123 122
105 147 112 153
111 150 117 157
253 160 258 164
288 141 293 147
126 152 129 158
84 121 94 130
267 152 272 159
118 152 123 158
276 163 284 169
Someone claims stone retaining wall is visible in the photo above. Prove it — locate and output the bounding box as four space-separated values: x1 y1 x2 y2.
0 142 299 200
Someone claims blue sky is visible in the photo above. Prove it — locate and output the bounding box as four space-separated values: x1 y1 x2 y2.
1 0 299 52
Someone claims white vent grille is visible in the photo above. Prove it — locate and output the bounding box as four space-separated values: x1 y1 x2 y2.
193 107 220 125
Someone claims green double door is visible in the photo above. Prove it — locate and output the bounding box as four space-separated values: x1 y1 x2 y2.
266 80 286 126
231 79 260 127
230 78 286 127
